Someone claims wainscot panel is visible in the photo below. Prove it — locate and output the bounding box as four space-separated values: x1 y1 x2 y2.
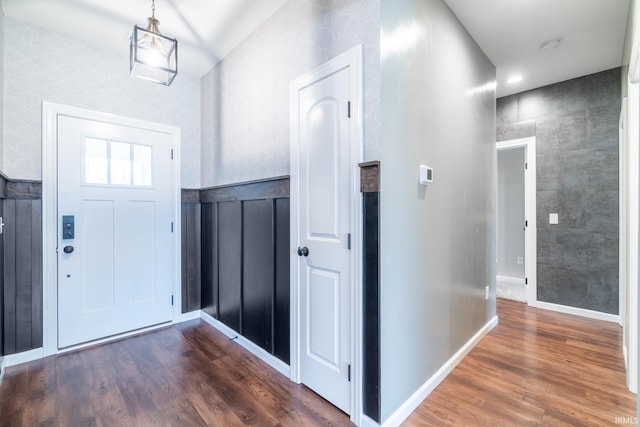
198 176 290 363
181 199 202 313
2 179 42 356
360 161 381 423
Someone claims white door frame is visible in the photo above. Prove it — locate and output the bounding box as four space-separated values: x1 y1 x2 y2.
496 137 537 306
289 45 363 424
623 27 640 395
624 80 639 394
42 102 182 357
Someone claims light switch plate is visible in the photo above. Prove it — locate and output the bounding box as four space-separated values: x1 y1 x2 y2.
549 213 559 225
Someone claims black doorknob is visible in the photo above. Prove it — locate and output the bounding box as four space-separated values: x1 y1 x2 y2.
297 246 309 257
63 245 74 254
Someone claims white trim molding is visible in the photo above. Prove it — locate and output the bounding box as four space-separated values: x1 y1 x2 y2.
496 275 526 284
42 101 182 357
536 301 620 324
200 311 290 378
379 316 499 427
4 348 44 368
0 356 5 386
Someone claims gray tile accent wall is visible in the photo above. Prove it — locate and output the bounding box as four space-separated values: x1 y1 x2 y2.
497 68 621 314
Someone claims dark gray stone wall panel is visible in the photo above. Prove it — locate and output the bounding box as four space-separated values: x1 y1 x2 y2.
498 67 621 314
497 120 535 142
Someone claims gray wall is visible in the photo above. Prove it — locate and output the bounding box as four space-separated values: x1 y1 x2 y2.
3 18 202 187
379 0 496 421
200 0 381 187
497 147 525 278
0 13 4 171
497 68 621 314
0 10 3 364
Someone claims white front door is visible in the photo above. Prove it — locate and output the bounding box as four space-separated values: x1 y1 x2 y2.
293 65 354 413
57 115 174 348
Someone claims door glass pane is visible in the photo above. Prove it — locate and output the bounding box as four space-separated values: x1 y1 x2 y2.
85 138 108 184
111 142 131 185
133 144 152 186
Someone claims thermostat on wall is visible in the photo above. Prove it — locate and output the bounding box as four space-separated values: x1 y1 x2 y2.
419 165 433 185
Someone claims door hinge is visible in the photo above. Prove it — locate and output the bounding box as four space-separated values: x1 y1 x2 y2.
171 295 174 306
525 220 528 227
347 101 351 118
348 364 351 382
525 162 528 170
171 149 174 160
171 222 174 233
0 216 4 235
347 233 351 250
525 278 528 285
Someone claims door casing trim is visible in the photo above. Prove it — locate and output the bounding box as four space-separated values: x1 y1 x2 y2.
42 102 182 357
289 45 364 424
496 137 537 307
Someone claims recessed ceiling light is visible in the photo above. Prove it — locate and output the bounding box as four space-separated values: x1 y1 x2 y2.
507 75 523 84
540 38 562 51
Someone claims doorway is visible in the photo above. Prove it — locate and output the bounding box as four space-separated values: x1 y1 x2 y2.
496 137 537 306
42 103 182 355
289 46 363 421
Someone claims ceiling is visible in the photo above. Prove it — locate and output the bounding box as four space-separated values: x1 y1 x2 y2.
0 0 632 97
444 0 631 96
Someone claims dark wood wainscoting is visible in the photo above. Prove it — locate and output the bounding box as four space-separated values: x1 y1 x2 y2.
181 191 202 314
0 175 290 366
360 161 380 423
180 178 290 363
1 177 43 356
198 177 290 364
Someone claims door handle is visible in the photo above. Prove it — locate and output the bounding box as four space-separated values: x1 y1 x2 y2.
297 246 309 257
63 245 74 254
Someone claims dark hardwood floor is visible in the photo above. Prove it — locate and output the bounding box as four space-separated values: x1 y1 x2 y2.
0 321 352 427
403 299 637 426
0 299 636 426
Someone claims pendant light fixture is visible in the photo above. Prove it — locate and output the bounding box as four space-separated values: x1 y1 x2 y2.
130 0 178 86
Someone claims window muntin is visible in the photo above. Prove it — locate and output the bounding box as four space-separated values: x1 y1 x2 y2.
84 137 153 187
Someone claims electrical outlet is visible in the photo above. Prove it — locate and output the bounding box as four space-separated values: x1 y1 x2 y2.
517 256 524 265
485 286 490 300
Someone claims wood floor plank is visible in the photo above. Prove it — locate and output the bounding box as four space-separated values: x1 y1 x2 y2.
402 299 636 426
0 299 634 426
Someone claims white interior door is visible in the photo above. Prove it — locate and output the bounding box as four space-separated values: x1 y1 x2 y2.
57 115 174 348
295 66 352 413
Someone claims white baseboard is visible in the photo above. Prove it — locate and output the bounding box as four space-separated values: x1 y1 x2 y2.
380 315 499 427
200 311 290 379
359 414 381 427
536 301 620 323
175 310 201 323
496 275 525 284
5 348 44 368
0 356 5 387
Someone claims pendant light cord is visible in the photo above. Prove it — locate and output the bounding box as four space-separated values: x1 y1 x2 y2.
151 0 156 20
